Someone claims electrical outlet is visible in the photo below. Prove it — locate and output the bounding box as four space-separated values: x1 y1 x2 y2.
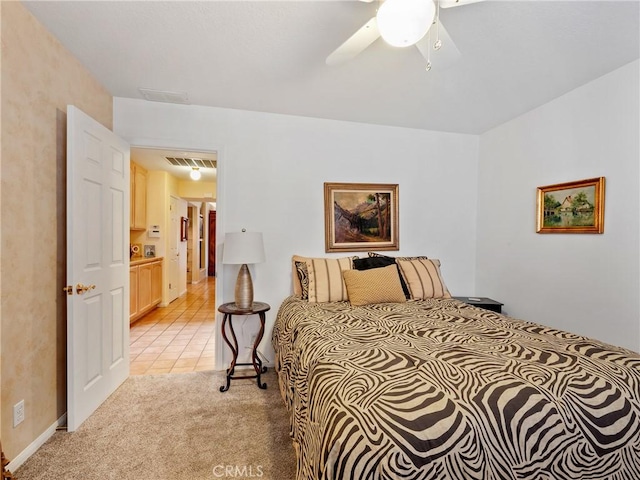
13 400 25 427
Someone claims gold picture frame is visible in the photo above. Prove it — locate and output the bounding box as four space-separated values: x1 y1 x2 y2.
536 177 605 234
324 182 399 252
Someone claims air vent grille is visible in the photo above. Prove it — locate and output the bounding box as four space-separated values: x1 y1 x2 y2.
139 88 189 104
166 157 217 169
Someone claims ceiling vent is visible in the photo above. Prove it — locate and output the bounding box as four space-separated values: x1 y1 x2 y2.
139 88 189 104
165 157 217 169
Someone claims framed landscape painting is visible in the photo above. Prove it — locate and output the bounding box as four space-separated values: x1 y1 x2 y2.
536 177 605 234
324 182 399 252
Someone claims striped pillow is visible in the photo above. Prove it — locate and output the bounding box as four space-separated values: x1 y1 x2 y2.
305 256 356 303
294 261 309 300
396 258 451 299
343 264 406 306
291 255 309 296
368 252 429 261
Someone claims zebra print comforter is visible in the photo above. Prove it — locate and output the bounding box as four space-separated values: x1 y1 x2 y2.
272 296 640 480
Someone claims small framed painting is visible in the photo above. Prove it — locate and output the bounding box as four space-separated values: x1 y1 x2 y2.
536 177 605 233
180 216 189 241
144 245 156 258
324 182 399 252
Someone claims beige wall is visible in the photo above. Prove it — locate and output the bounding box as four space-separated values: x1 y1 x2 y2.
0 0 3 448
1 2 112 458
177 179 216 199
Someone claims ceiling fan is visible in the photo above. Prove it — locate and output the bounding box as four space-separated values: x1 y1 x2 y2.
326 0 484 71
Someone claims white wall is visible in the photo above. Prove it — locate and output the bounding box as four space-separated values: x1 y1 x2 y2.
114 98 479 363
476 60 640 352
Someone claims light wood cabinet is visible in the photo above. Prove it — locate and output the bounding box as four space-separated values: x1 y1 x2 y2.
130 258 163 323
129 267 139 322
151 261 163 305
138 263 153 313
130 162 147 230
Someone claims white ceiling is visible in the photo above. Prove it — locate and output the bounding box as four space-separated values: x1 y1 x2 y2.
24 1 639 136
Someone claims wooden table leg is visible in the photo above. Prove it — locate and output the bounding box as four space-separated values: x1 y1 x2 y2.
252 312 267 389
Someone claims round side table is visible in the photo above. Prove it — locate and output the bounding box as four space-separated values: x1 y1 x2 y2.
218 301 270 392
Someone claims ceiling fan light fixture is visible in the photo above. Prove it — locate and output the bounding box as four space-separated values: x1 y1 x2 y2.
190 167 201 180
377 0 436 48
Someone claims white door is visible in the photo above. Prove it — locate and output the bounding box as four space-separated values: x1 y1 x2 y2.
177 198 188 295
66 106 130 431
168 196 180 303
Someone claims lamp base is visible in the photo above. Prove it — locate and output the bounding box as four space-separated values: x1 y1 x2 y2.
234 264 254 310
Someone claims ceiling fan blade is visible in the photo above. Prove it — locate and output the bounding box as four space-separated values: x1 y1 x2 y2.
415 20 461 71
326 17 380 66
439 0 484 8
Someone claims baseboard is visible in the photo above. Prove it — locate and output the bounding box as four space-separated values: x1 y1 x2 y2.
6 413 66 471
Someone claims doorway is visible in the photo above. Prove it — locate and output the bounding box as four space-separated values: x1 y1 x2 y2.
187 203 210 283
129 146 218 305
128 145 220 373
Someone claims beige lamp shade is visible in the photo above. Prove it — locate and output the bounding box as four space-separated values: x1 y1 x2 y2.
222 231 265 265
223 231 265 309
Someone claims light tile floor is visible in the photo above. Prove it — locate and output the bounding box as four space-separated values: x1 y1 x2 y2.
130 277 216 375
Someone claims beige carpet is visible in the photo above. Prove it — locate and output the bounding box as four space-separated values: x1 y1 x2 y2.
15 370 297 480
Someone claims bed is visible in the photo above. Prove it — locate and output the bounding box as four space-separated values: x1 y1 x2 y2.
272 256 640 480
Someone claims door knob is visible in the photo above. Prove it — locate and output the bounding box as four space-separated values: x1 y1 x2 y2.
76 283 96 295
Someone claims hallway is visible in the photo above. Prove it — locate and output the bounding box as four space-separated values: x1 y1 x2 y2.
130 277 216 375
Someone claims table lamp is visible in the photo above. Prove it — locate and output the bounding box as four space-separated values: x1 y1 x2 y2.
222 230 265 309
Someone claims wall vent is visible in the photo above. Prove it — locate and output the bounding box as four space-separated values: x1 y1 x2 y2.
139 88 189 104
166 157 217 169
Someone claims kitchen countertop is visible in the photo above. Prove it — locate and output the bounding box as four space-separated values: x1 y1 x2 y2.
130 256 163 266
